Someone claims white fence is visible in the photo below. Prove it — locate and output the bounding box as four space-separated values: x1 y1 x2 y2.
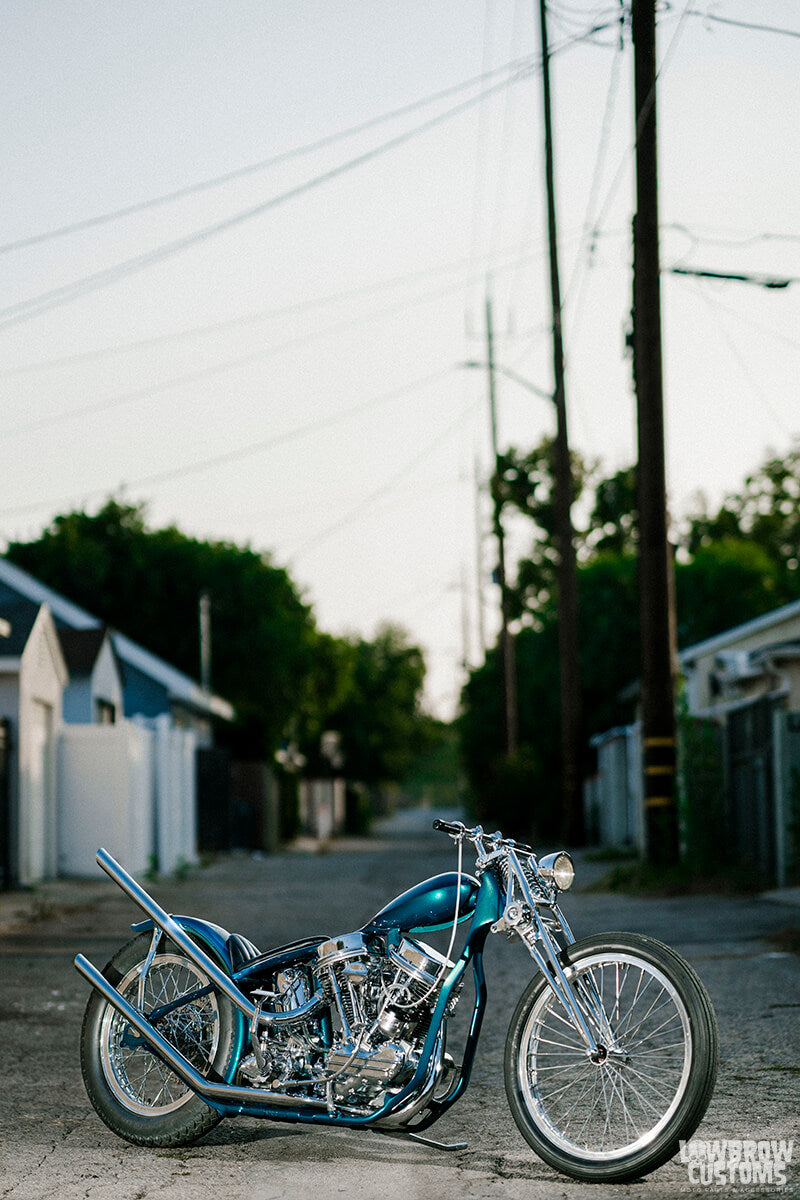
584 724 644 853
57 718 197 877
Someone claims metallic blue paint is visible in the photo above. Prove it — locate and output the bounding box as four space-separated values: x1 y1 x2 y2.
362 872 479 935
202 871 504 1128
130 915 248 1083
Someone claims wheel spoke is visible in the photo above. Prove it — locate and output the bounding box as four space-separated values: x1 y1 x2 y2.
516 947 695 1163
100 952 220 1117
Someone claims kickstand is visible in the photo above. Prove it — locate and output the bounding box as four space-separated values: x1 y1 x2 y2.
378 1129 468 1152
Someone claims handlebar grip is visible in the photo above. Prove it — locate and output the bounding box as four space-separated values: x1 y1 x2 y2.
432 819 462 834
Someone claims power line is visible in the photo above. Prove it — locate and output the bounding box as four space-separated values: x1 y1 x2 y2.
0 367 454 521
0 21 619 335
684 10 800 40
2 256 543 438
0 55 540 258
0 241 539 378
0 70 538 333
291 401 477 561
667 266 796 289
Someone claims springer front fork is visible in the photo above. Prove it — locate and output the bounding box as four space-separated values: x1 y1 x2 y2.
490 853 618 1059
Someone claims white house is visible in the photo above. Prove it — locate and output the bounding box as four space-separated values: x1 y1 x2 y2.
0 557 233 738
680 598 800 715
0 557 235 885
585 599 800 884
0 602 68 886
58 626 124 725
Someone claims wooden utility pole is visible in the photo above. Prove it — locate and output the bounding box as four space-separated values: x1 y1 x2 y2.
537 0 584 843
486 295 518 755
631 0 679 864
199 589 212 693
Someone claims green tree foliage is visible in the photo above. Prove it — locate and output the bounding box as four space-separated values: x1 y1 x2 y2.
6 502 430 783
321 624 430 785
495 438 595 620
460 441 800 833
7 499 315 757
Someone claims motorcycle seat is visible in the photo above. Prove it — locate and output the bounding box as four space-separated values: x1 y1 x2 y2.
229 934 331 977
226 933 262 972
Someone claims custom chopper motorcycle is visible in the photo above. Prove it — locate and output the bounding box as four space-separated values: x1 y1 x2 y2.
75 820 718 1183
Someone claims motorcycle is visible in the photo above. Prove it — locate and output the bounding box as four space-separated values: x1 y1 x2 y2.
75 820 718 1184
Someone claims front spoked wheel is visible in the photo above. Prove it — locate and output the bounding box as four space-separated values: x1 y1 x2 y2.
505 933 718 1183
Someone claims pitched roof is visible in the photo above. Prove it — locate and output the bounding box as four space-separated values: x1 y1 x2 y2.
680 598 800 666
0 598 41 657
57 626 112 676
0 557 233 720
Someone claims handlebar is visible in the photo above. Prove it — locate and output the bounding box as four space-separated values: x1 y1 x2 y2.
432 818 534 855
432 819 464 835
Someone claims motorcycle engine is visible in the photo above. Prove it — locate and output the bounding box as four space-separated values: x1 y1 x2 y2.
239 931 458 1108
315 931 455 1104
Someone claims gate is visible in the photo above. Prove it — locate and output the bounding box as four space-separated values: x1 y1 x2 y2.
726 697 777 880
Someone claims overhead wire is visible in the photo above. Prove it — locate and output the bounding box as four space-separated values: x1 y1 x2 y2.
0 367 454 521
0 54 541 258
0 240 539 379
0 20 621 336
685 277 793 438
290 400 478 561
683 10 800 40
1 251 546 439
0 68 539 333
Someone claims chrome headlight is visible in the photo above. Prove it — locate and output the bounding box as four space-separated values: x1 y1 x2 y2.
537 851 575 891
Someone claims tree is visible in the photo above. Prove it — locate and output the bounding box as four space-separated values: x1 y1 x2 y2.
495 438 594 622
6 502 435 791
460 442 800 834
683 440 800 600
322 624 430 786
6 499 318 757
675 538 784 649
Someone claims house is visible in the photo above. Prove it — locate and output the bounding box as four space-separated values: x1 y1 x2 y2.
0 557 234 886
585 599 800 885
0 602 68 886
58 626 123 725
680 599 800 715
0 557 233 739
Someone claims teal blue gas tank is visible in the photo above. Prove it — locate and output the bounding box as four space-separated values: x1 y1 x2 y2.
362 872 479 935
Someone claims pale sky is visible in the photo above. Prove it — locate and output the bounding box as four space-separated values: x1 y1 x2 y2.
2 2 799 719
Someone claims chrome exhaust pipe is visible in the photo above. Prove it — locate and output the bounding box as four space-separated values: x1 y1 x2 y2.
90 848 323 1029
74 952 329 1112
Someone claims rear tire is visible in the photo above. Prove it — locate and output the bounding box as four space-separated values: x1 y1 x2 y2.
80 933 237 1147
504 932 718 1183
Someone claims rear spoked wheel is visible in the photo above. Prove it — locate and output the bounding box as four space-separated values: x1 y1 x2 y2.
80 933 236 1146
504 933 718 1183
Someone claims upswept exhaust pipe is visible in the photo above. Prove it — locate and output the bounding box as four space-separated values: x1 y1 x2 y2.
74 953 328 1111
80 848 323 1029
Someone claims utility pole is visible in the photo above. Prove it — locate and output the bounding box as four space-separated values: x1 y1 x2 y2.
486 294 518 755
537 0 584 843
631 0 679 864
199 589 212 694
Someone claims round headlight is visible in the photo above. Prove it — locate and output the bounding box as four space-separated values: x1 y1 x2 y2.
538 851 575 891
552 852 575 891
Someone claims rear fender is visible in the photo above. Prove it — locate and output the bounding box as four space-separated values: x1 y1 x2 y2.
130 915 249 1077
131 915 244 973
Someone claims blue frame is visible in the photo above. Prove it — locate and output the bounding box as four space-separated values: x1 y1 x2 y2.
129 869 504 1130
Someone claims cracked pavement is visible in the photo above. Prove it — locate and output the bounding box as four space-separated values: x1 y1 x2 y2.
1 808 799 1199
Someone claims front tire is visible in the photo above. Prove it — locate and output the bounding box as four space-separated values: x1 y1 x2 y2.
504 932 718 1183
80 933 237 1147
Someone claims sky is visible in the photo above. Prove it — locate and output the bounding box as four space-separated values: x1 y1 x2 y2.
2 1 799 720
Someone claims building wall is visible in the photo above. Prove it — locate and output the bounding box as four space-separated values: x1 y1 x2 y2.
58 722 154 877
62 639 124 724
17 610 66 885
684 609 800 712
